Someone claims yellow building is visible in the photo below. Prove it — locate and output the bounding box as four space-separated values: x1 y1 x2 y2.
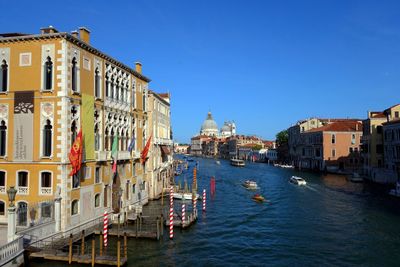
0 26 152 232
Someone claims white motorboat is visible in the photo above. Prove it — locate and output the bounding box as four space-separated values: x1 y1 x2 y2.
173 192 200 200
242 180 258 190
290 176 307 185
348 173 363 183
231 158 245 167
216 160 221 165
389 182 400 197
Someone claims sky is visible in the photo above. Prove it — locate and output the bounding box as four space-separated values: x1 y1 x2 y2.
1 0 400 143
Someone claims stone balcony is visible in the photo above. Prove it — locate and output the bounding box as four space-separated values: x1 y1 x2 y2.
96 151 109 161
154 138 173 146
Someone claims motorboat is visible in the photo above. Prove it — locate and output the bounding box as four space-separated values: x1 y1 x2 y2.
347 173 363 183
216 160 221 165
290 176 307 185
252 194 265 202
389 182 400 197
242 180 258 190
230 158 245 167
173 192 200 200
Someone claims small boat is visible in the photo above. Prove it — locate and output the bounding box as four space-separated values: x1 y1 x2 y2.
216 160 221 165
187 158 194 162
290 176 306 185
389 182 400 197
347 173 363 183
252 194 265 202
230 158 245 167
173 192 200 200
242 180 258 190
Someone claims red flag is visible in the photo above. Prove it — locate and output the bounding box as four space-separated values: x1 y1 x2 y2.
69 129 83 176
140 135 152 164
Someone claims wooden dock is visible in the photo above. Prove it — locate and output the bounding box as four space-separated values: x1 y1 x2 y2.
165 212 198 228
30 251 127 266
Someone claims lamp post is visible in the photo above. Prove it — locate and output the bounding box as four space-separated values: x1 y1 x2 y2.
7 186 17 242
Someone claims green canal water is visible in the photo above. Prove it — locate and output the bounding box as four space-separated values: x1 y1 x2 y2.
32 156 400 266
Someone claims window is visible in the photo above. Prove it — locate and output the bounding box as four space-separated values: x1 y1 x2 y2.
17 202 27 226
377 126 383 134
95 166 101 183
44 57 53 90
142 93 146 111
95 123 100 151
72 173 80 189
376 144 383 154
105 127 109 151
71 57 78 92
132 183 136 194
41 202 52 218
71 120 77 147
17 171 28 194
43 120 52 157
395 111 399 118
0 60 8 92
126 181 130 200
71 200 79 215
95 194 100 208
351 134 356 145
0 201 4 216
95 67 100 98
0 171 5 192
331 134 336 144
0 120 6 156
105 73 110 97
116 79 120 101
349 147 353 153
40 172 52 195
332 149 336 157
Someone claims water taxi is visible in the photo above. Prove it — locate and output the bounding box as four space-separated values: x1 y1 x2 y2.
290 176 307 185
230 158 245 167
173 192 200 200
242 180 258 190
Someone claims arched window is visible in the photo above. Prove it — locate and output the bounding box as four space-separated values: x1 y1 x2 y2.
40 172 52 195
95 123 100 151
0 200 5 216
125 130 129 151
110 128 115 151
71 120 77 147
44 57 53 90
17 171 28 195
0 60 8 92
71 200 79 215
116 79 120 101
0 120 6 156
105 127 109 151
110 76 115 99
105 73 110 97
0 171 5 191
94 194 100 208
43 120 52 157
95 67 100 98
71 57 77 92
17 202 28 226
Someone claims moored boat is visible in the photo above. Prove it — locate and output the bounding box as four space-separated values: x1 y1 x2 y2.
230 158 245 167
389 182 400 197
173 192 200 200
290 176 307 185
252 194 265 202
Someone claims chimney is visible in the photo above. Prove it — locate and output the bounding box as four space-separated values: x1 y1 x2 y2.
78 27 90 44
71 30 79 39
40 25 58 34
135 62 142 73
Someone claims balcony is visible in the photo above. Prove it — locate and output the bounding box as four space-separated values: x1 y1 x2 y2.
118 151 131 160
17 186 28 195
40 187 52 195
96 151 109 161
132 151 140 159
0 186 5 194
154 138 173 146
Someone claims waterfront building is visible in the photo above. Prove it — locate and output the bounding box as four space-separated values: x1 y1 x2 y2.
298 121 363 172
200 111 218 137
382 119 400 183
174 144 189 154
220 121 236 137
147 91 173 199
190 135 210 156
0 26 156 237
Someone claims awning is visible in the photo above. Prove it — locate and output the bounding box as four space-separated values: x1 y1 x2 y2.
161 145 171 155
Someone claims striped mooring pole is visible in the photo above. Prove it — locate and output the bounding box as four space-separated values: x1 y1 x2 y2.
181 204 186 225
169 186 174 239
202 189 206 212
103 211 108 247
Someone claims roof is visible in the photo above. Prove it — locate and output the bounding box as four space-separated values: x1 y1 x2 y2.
306 121 363 133
382 119 400 126
0 31 151 82
369 111 386 118
384 103 400 113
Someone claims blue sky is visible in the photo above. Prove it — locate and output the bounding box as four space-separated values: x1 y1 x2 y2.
1 0 399 143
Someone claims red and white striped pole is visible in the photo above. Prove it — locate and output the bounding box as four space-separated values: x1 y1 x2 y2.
202 189 206 212
103 210 108 247
182 204 185 225
169 186 174 239
193 194 197 216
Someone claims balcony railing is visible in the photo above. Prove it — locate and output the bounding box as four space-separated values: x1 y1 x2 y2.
154 138 173 146
96 151 108 161
118 151 131 160
0 186 5 194
40 187 52 195
17 186 28 195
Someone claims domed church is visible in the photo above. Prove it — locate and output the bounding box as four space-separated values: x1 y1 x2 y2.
200 112 219 136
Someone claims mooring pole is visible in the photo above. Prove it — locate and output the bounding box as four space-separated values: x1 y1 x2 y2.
68 233 73 264
117 237 121 267
124 232 128 259
100 232 103 256
81 230 85 255
91 236 95 267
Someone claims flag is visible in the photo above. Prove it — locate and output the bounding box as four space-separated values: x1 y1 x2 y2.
128 136 136 152
69 129 83 176
141 135 152 164
111 135 118 173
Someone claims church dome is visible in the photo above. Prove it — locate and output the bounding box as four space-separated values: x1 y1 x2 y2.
201 112 218 131
221 124 230 132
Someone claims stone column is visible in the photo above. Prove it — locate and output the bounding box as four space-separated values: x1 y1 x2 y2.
7 206 16 242
55 197 62 232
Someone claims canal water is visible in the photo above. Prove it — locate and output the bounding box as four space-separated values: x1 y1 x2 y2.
33 156 400 266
